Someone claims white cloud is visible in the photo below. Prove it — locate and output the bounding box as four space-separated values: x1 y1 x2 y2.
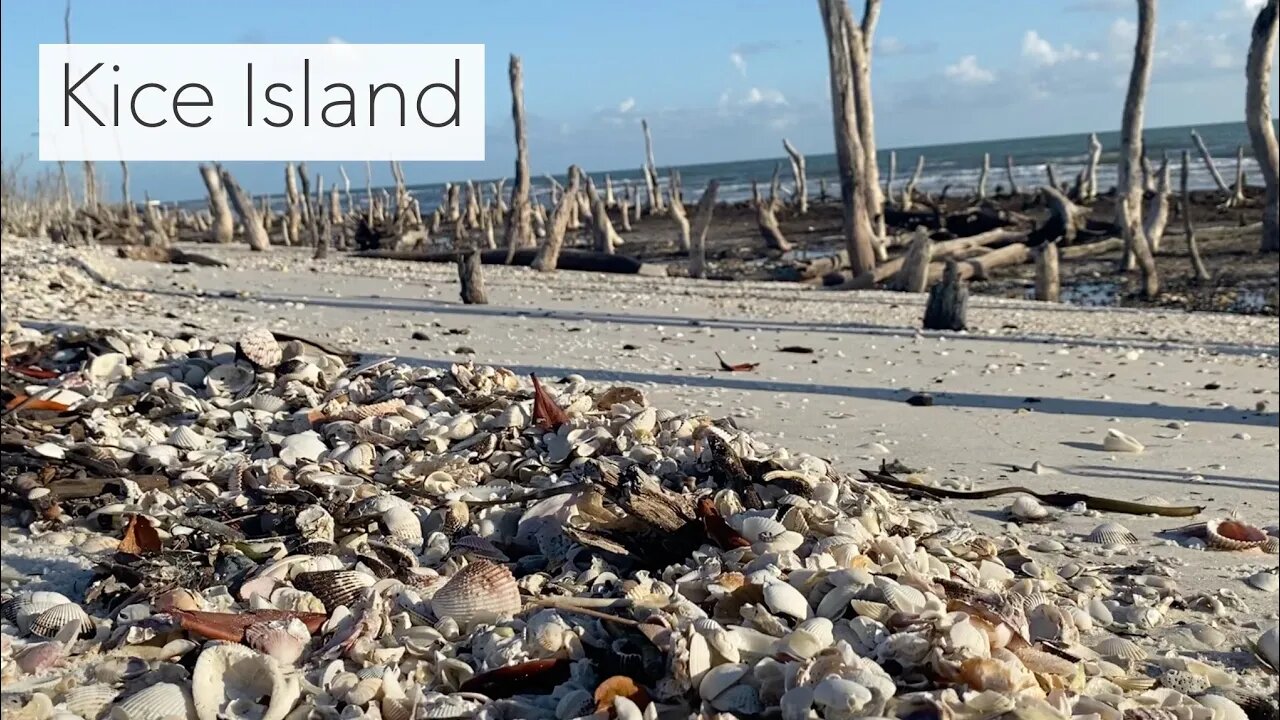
944 55 996 85
729 51 747 77
1108 18 1137 54
743 87 787 106
1021 30 1099 65
327 36 347 44
617 97 636 114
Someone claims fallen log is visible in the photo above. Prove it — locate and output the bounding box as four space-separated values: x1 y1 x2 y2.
926 242 1030 283
116 245 227 267
821 228 1026 287
354 248 665 276
1058 237 1123 260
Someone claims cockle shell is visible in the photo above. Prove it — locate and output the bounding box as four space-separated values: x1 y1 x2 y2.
381 505 424 550
167 425 208 450
778 617 835 659
62 684 120 720
1008 496 1050 522
439 501 470 535
30 602 94 639
1088 522 1139 546
237 328 282 370
192 641 299 720
109 682 195 720
1102 429 1144 453
1095 635 1147 665
291 570 375 611
1206 519 1268 551
243 618 311 665
4 591 72 633
431 560 521 628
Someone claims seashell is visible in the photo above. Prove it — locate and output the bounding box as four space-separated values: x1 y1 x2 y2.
881 581 927 613
249 393 288 413
778 617 834 659
167 425 208 450
439 501 470 535
556 689 595 720
1245 571 1278 592
237 328 282 369
88 352 130 383
5 591 72 632
850 599 894 624
1195 694 1250 720
449 535 510 563
1206 519 1268 551
710 684 765 715
292 570 375 611
334 441 377 473
698 662 748 701
192 641 299 720
279 430 327 466
431 560 521 628
1088 522 1139 546
1160 669 1211 695
812 677 874 716
1103 428 1144 453
1254 626 1278 672
205 363 256 397
294 505 334 543
109 682 195 720
381 505 424 550
1095 634 1147 665
244 618 311 665
30 602 94 639
762 580 811 621
1008 495 1050 522
63 684 120 720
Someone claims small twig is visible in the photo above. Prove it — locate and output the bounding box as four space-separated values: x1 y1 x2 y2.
528 598 639 626
461 482 590 509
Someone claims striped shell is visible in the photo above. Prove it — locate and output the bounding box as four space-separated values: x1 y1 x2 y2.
1095 634 1147 664
336 398 406 422
1206 518 1268 551
244 618 311 665
449 535 510 562
1088 522 1139 546
431 560 521 628
381 505 424 550
192 641 297 720
249 393 288 413
237 328 282 370
62 684 120 720
109 682 195 720
441 501 470 535
30 602 94 639
167 425 208 450
292 570 376 611
4 591 72 632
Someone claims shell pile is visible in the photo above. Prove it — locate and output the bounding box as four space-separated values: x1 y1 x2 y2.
1 321 1277 720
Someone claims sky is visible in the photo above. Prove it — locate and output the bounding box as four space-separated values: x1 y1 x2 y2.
1 0 1274 202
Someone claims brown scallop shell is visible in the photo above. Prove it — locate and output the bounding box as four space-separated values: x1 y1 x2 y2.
291 570 376 611
236 328 282 370
431 560 521 628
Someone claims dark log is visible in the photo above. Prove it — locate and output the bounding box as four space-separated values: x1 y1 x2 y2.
923 260 968 331
357 248 662 275
457 248 488 304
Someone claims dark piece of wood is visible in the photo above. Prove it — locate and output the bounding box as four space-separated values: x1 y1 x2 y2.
1034 242 1060 302
457 248 488 304
704 432 763 509
116 245 226 267
923 260 968 331
357 248 659 275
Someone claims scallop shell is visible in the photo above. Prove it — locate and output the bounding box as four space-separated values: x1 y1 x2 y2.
1206 519 1268 551
1088 522 1139 546
192 641 299 720
449 535 510 563
249 393 288 413
710 684 765 715
762 581 811 621
431 560 521 628
62 684 120 720
381 505 424 550
109 682 195 720
291 570 376 611
237 328 282 370
30 602 94 639
4 591 71 632
1008 496 1050 522
1102 429 1144 453
166 425 208 450
1095 634 1147 665
441 501 470 535
244 618 311 665
778 617 835 659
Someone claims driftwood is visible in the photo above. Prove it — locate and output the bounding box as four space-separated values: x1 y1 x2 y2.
1034 242 1060 302
604 174 616 208
503 54 535 252
976 153 990 201
1034 185 1089 245
1231 146 1248 208
1083 132 1103 201
1246 0 1279 251
1059 237 1125 261
884 150 897 206
585 175 622 254
640 119 665 214
1116 0 1159 298
818 228 1026 286
617 185 633 232
783 138 809 214
219 167 270 251
1180 150 1212 282
1143 153 1171 252
1190 129 1234 204
457 248 488 304
359 248 661 275
688 179 720 279
891 227 933 292
116 245 226 267
752 173 791 253
902 155 925 209
283 163 301 246
1045 163 1061 192
926 242 1030 283
923 260 968 331
198 164 234 244
1004 154 1019 196
531 165 581 272
669 169 691 252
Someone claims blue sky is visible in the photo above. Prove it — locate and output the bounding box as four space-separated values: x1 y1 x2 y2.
1 0 1273 201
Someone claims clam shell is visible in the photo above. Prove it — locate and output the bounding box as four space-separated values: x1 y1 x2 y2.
698 662 748 701
440 501 470 535
1255 626 1278 672
294 505 335 543
205 364 256 397
778 617 834 659
762 581 811 621
1008 496 1050 522
244 618 311 665
237 328 282 370
1207 518 1268 551
192 641 299 720
166 425 208 450
30 602 94 639
1195 695 1250 720
109 682 195 720
1102 428 1144 453
292 570 376 611
88 352 130 383
431 560 521 628
1245 571 1278 592
1088 522 1139 546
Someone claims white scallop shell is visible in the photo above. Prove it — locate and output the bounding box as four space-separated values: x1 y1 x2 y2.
762 581 811 621
698 662 748 701
109 682 195 720
778 617 834 659
30 602 93 639
62 684 120 720
249 393 288 413
192 641 299 720
1102 428 1144 453
1008 495 1049 521
382 505 424 550
431 560 521 628
1088 522 1138 546
1255 625 1278 672
167 425 208 450
279 431 327 466
1094 634 1147 664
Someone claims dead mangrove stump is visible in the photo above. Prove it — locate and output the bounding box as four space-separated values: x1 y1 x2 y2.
457 247 489 304
1034 242 1060 302
688 179 720 279
923 260 968 331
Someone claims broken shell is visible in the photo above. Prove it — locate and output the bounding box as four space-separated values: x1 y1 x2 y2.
205 364 256 397
1195 694 1250 720
1206 519 1269 551
63 684 121 720
192 641 299 720
431 560 521 628
1008 496 1050 522
778 617 835 659
1254 626 1278 672
1102 429 1144 453
1088 522 1139 546
1245 571 1278 592
243 618 311 665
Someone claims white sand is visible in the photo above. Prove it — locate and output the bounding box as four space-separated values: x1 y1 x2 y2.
4 239 1278 656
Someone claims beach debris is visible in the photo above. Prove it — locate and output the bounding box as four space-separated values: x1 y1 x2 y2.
905 392 934 407
714 351 758 372
1102 428 1145 453
118 514 161 555
777 345 815 354
530 373 570 431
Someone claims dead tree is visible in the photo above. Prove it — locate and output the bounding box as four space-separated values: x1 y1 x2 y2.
640 119 665 214
1190 129 1234 205
818 0 878 277
902 155 925 209
1042 185 1088 244
1180 150 1212 281
142 195 169 247
531 165 581 271
1004 154 1020 196
220 166 270 251
495 179 509 215
618 185 633 232
299 165 319 251
753 171 791 252
1083 132 1103 201
532 201 548 238
444 183 461 223
457 247 488 304
1045 163 1062 191
199 164 235 244
976 153 990 201
585 174 621 254
311 173 328 259
892 227 933 292
57 161 73 213
1115 0 1159 298
923 260 968 331
329 183 342 248
1246 0 1278 251
463 180 482 229
1034 242 1060 302
782 138 809 214
1230 146 1247 206
119 161 133 220
689 179 720 279
852 0 885 239
669 169 691 252
631 182 643 225
365 161 375 222
338 165 352 215
1143 153 1171 252
604 174 616 209
503 55 535 251
885 150 897 206
284 163 301 246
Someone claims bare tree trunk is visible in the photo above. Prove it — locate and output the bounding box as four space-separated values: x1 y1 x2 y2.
220 166 270 252
1190 129 1234 202
819 0 877 277
669 169 691 252
1180 150 1212 281
1143 153 1170 252
641 119 666 214
1034 242 1060 301
57 161 73 213
975 153 990 201
631 182 642 225
482 205 497 250
892 227 933 292
604 174 616 209
502 55 534 252
531 166 581 271
1083 132 1103 201
1115 0 1159 299
284 163 301 246
532 201 547 239
819 177 830 202
753 177 792 252
445 183 461 223
390 161 409 218
1045 162 1061 191
1231 145 1247 206
457 248 488 304
1005 154 1020 196
463 180 482 229
853 0 884 240
329 183 342 249
884 150 897 207
338 165 352 216
199 164 235 244
903 155 925 209
923 260 968 331
311 173 329 259
82 161 98 211
142 195 170 248
1141 152 1156 194
585 174 621 254
119 160 133 220
1043 185 1088 244
298 165 318 251
689 179 720 279
1246 0 1279 251
364 161 374 221
783 138 809 214
495 178 509 215
618 185 633 232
